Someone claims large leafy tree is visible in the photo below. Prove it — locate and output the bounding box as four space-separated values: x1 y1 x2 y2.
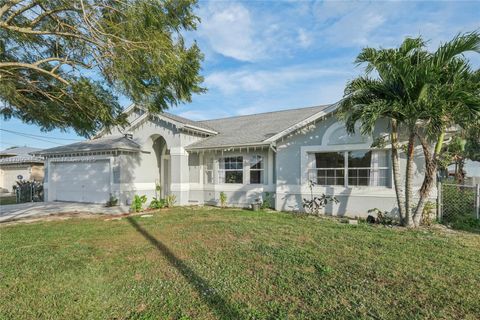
0 0 204 137
340 32 480 227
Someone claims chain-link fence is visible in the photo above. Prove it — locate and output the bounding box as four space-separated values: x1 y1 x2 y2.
438 182 480 223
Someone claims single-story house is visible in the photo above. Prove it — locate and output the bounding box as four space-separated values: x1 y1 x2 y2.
35 104 427 217
0 146 44 193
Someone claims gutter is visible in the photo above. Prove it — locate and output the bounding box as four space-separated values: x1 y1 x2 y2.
186 141 271 152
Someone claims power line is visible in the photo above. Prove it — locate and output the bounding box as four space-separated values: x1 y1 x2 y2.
0 130 65 145
0 128 83 141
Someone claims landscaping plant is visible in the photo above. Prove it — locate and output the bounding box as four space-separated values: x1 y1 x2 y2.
130 195 147 213
149 197 166 210
165 194 177 208
106 194 118 207
261 192 273 210
302 180 338 215
219 192 227 208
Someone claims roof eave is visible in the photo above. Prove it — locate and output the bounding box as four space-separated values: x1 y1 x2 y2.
33 146 141 156
186 141 271 151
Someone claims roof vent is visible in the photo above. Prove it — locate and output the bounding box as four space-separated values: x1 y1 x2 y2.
124 133 133 140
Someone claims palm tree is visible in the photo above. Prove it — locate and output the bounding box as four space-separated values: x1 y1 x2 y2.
340 31 480 227
411 34 480 226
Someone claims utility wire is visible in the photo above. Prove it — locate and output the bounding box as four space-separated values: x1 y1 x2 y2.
0 130 65 145
0 128 83 141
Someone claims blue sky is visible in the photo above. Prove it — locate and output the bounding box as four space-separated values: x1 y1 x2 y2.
1 0 479 149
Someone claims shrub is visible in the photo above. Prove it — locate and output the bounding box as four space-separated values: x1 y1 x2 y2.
165 194 176 208
302 180 338 215
421 201 436 226
219 191 227 208
106 194 118 207
261 192 273 210
367 208 399 226
149 197 165 209
131 195 147 212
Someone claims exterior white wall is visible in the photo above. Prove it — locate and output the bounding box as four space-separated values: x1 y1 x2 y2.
0 165 36 193
187 149 275 208
111 116 204 205
274 115 432 217
45 110 434 217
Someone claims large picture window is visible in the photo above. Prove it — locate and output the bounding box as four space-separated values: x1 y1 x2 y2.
313 152 345 186
249 155 264 184
219 156 243 184
309 150 389 187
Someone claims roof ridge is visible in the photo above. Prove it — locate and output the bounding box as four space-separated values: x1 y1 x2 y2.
197 104 331 123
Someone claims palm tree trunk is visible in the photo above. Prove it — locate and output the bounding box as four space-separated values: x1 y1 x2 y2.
404 130 416 227
413 129 448 226
390 119 405 224
413 133 436 226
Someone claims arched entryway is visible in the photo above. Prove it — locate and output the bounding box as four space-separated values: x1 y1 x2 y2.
151 135 170 198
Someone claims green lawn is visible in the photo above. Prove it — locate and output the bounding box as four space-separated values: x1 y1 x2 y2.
1 208 479 319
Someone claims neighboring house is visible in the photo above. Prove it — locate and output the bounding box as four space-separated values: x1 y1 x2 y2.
448 160 480 185
0 147 44 193
35 104 428 217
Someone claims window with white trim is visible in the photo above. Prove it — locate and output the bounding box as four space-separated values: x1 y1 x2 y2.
204 157 214 184
249 155 264 184
308 150 389 187
219 156 243 184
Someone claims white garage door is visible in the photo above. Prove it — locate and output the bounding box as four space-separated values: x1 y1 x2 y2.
50 161 111 203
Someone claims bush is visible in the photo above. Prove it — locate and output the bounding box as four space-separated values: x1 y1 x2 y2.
219 191 227 208
165 194 176 208
131 195 147 212
367 208 399 226
421 201 436 226
106 194 118 207
302 180 338 215
261 192 273 210
149 197 165 209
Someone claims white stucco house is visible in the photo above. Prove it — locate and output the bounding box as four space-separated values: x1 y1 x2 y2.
0 147 44 193
35 104 428 217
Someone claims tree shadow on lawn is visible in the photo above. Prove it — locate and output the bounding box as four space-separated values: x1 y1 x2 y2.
126 217 242 319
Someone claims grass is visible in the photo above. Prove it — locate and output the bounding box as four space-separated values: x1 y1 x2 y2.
0 195 16 206
1 208 479 319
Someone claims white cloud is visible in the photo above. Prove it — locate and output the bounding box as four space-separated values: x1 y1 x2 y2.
205 63 353 95
298 28 313 48
198 2 263 61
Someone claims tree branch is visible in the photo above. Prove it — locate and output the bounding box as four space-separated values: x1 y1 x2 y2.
0 62 70 84
4 0 39 23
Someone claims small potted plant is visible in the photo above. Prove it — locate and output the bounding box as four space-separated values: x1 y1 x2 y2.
251 198 262 211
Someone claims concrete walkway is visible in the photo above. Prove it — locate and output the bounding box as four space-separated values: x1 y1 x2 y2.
0 202 129 223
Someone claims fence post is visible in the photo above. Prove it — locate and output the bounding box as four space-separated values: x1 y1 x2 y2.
476 184 480 220
437 181 442 222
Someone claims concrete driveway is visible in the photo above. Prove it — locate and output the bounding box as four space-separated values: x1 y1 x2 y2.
0 202 129 223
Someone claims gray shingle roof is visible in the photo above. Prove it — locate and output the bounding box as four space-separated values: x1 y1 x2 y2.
33 104 336 154
186 104 333 149
161 112 216 133
0 146 42 156
34 136 141 155
0 147 44 165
